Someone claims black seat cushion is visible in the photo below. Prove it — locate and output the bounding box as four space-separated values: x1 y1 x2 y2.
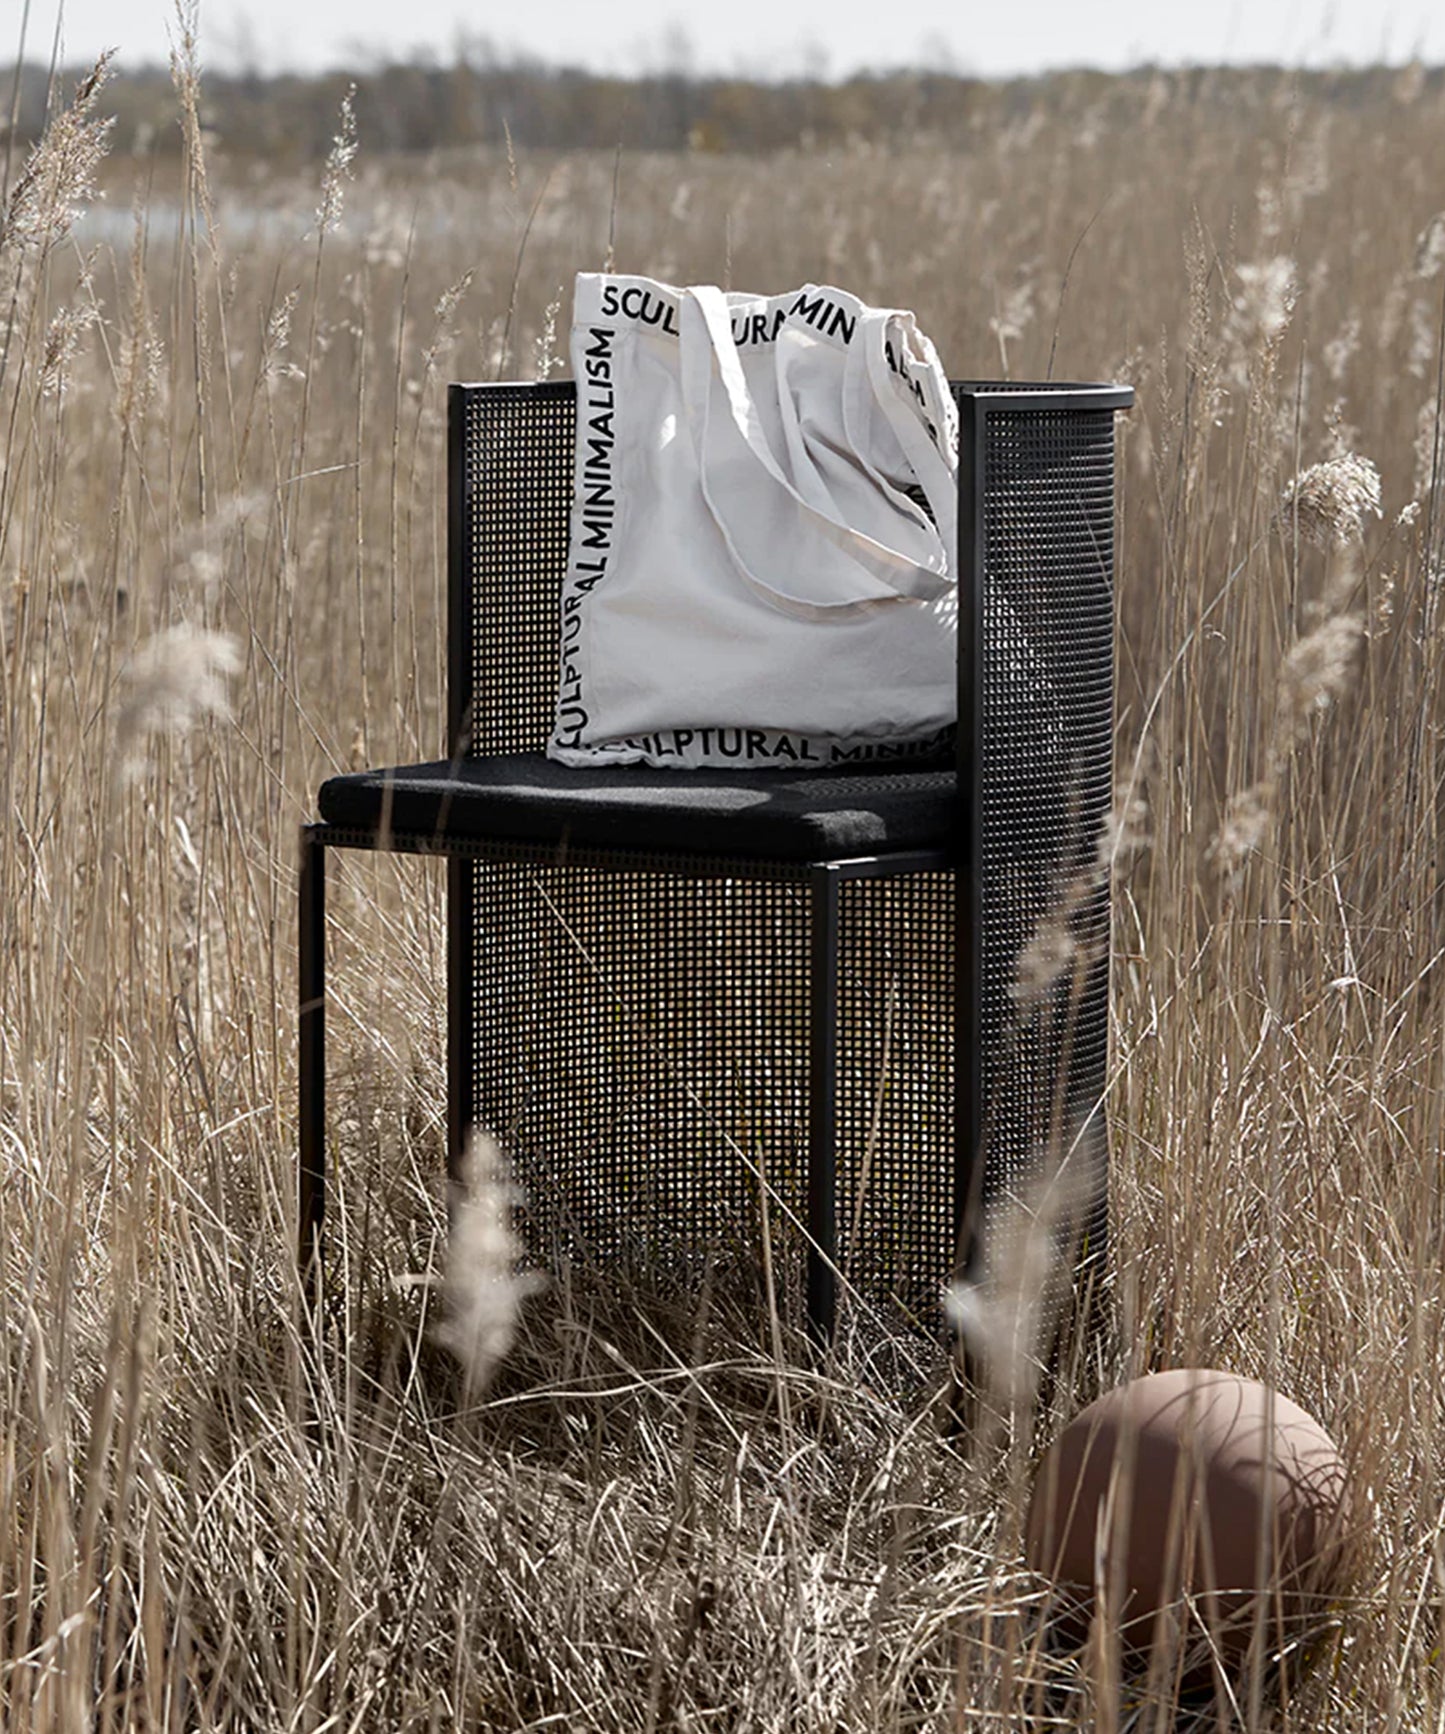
317 753 956 862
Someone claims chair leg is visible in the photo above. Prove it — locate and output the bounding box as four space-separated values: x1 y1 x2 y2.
807 866 841 1344
298 828 327 1328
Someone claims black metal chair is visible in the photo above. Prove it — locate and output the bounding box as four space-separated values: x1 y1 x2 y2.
299 379 1132 1343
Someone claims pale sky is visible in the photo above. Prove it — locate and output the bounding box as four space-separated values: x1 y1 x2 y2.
17 0 1445 80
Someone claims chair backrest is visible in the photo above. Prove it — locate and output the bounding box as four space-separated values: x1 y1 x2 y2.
448 380 575 758
447 377 1131 1306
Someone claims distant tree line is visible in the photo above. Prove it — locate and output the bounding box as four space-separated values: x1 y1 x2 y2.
3 54 1442 161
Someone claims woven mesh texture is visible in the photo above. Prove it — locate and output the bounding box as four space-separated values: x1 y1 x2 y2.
460 382 573 755
466 862 959 1331
470 863 813 1307
835 874 955 1326
976 404 1115 1280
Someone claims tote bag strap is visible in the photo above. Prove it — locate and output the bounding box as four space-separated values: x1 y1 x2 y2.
679 286 953 622
844 309 958 560
831 308 956 558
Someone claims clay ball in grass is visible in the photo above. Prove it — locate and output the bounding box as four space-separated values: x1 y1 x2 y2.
1025 1370 1350 1675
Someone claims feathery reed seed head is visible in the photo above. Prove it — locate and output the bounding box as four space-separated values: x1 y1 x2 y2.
1010 916 1080 1011
1278 453 1382 548
1098 743 1153 873
436 1134 541 1397
1277 612 1366 726
946 1146 1093 1412
1414 213 1445 279
1323 316 1362 383
1209 782 1274 887
115 625 240 776
316 85 358 234
989 276 1036 346
40 303 101 397
1 55 115 255
1227 255 1297 356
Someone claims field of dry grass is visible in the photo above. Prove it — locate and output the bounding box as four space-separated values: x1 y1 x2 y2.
4 43 1445 1731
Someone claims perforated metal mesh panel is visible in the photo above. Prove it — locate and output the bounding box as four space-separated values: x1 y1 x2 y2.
835 875 955 1326
455 382 574 755
974 401 1117 1284
469 862 813 1304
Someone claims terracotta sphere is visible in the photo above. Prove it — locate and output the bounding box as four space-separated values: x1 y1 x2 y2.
1025 1370 1350 1671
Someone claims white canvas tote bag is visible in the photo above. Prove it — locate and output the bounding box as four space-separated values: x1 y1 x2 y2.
548 273 958 770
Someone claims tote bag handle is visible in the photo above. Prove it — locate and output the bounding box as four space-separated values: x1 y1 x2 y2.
775 305 956 562
847 309 958 561
678 286 954 623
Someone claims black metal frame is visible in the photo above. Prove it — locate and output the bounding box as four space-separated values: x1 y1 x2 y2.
298 379 1132 1344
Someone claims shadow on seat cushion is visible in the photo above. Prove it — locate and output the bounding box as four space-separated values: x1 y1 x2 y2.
317 753 957 862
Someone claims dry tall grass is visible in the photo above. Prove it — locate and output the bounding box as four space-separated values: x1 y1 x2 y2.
3 49 1445 1731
